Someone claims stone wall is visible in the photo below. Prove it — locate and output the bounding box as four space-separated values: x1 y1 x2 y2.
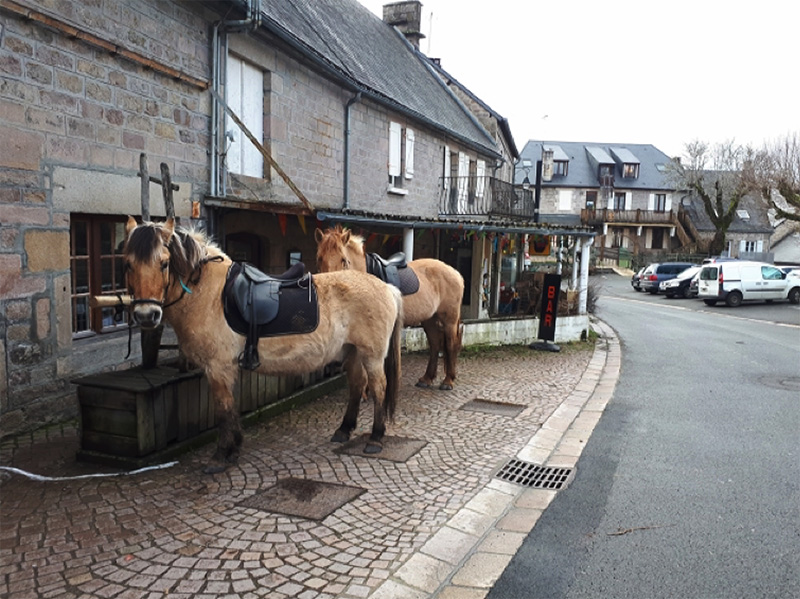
0 0 214 436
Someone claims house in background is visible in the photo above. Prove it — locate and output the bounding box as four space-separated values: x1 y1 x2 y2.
679 192 774 261
516 140 693 263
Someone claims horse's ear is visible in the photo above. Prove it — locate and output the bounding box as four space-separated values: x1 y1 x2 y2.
161 217 175 244
125 216 137 236
315 228 324 243
341 229 351 244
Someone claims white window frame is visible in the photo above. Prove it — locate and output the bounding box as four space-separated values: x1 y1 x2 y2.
225 54 263 178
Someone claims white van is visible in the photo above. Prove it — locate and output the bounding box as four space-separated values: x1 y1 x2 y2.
697 260 800 307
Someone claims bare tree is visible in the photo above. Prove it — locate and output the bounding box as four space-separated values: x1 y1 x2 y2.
671 140 755 255
751 132 800 222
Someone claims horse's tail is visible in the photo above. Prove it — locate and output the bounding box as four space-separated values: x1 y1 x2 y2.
456 319 464 354
384 286 403 422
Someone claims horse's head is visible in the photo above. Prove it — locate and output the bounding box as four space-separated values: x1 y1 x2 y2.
123 216 176 329
315 224 364 272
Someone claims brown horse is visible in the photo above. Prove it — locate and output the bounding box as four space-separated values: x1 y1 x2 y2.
316 225 464 390
123 217 403 473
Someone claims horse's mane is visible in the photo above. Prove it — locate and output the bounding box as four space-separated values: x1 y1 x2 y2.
127 220 223 281
320 224 365 257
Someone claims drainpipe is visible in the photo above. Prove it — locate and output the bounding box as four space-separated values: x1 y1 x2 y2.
343 91 362 209
210 0 262 199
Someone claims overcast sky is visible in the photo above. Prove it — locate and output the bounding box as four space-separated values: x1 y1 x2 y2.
358 0 797 159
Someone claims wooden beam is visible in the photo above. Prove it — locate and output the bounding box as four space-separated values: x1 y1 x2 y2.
210 87 315 214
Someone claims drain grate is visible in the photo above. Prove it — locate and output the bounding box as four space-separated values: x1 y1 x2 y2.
496 458 573 490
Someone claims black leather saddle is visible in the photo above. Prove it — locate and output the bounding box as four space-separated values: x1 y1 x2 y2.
222 262 318 370
365 252 420 295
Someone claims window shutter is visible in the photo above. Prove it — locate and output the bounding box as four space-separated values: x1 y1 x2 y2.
739 240 747 254
476 159 486 198
648 193 654 211
225 55 263 177
607 194 614 210
625 192 631 210
756 239 763 252
389 122 402 178
457 152 469 206
226 54 243 176
241 61 263 177
665 194 672 211
443 145 451 189
404 128 415 179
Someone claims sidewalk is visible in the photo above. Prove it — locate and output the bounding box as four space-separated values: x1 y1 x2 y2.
0 319 620 599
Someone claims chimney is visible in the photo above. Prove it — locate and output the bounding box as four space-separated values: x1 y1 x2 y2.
383 1 425 49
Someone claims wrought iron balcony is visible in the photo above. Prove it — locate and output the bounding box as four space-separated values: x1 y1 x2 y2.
439 176 534 219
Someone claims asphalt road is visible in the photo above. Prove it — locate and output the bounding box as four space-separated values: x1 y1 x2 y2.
488 273 800 599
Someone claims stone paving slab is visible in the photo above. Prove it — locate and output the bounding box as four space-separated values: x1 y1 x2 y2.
0 320 620 599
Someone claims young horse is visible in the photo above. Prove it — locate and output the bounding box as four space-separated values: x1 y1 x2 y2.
123 217 403 473
316 225 464 390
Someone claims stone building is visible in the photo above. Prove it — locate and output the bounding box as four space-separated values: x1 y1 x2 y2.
0 0 594 437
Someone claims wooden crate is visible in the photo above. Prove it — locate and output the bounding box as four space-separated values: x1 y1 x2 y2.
75 366 210 460
73 364 339 468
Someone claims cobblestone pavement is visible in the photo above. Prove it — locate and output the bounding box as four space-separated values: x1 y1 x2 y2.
0 319 620 599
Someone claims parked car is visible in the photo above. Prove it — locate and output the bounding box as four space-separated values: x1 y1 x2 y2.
688 270 701 298
659 265 702 298
631 267 646 292
639 262 697 294
697 260 800 306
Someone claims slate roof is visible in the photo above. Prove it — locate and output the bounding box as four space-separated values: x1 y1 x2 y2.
680 193 773 235
261 0 500 157
517 140 675 191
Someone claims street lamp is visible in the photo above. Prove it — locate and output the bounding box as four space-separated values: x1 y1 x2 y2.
533 148 553 224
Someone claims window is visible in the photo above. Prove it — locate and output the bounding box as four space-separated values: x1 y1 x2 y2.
553 160 568 176
740 239 762 254
288 250 302 268
388 121 414 194
613 192 626 211
762 266 782 280
654 193 667 212
558 190 572 211
622 163 639 178
585 190 597 209
70 215 129 336
226 54 264 177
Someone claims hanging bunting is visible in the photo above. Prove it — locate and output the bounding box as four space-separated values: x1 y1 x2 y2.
277 213 287 237
382 234 391 246
297 215 307 235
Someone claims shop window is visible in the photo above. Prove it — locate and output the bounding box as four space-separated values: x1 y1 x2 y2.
70 215 129 337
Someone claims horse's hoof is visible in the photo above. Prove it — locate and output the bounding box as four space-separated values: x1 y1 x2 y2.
415 380 433 388
203 462 228 475
331 429 350 443
439 382 454 391
364 442 382 454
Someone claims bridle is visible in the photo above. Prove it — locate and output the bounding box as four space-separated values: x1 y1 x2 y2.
124 241 223 357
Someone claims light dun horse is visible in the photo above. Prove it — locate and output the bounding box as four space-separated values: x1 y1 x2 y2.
316 225 464 390
123 217 403 473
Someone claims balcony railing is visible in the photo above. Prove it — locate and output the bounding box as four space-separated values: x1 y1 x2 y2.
439 176 534 219
581 208 678 226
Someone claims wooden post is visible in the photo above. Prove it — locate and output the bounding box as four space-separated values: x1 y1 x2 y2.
135 156 179 369
139 153 150 221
